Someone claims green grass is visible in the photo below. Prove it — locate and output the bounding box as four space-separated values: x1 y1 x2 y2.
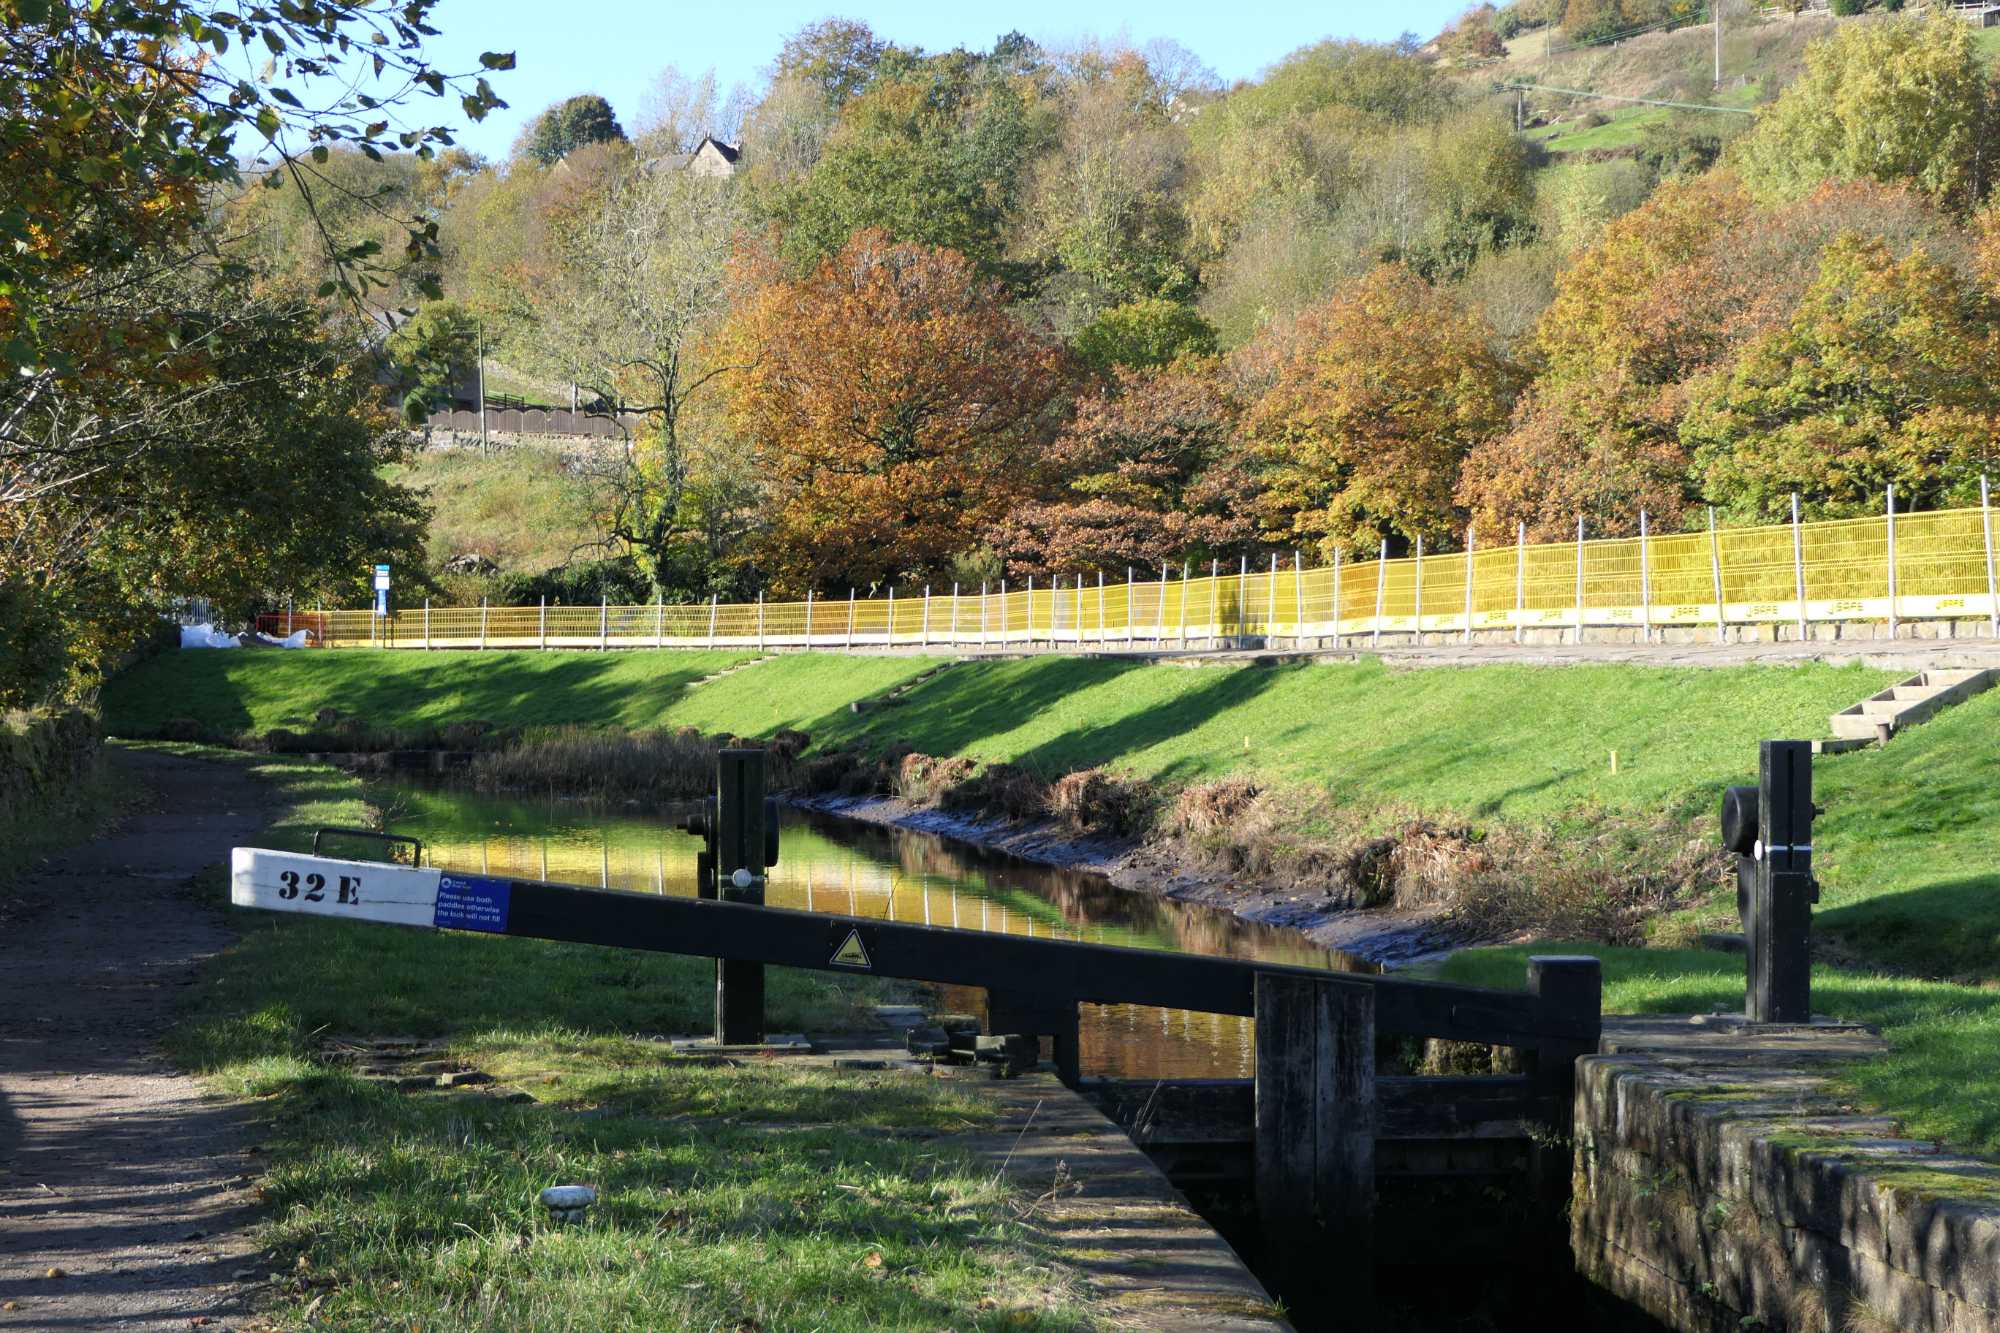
168 747 1093 1330
816 656 1892 827
1432 943 2000 1161
389 443 613 574
104 649 762 737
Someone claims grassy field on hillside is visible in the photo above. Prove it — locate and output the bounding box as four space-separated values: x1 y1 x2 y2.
167 745 1093 1330
1434 944 2000 1164
389 444 612 575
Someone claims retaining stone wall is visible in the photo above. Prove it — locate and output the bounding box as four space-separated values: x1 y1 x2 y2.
1574 1016 2000 1332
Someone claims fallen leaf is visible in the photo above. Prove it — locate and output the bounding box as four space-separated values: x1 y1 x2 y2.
2 1301 20 1311
861 1251 882 1269
44 1267 66 1279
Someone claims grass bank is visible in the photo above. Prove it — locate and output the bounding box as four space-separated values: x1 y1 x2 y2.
171 746 1093 1330
1433 943 2000 1163
103 648 938 740
109 649 1925 952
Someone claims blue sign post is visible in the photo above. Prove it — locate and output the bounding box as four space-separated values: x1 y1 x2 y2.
373 563 391 617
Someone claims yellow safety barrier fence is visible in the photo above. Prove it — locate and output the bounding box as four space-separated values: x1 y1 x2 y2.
268 497 2000 651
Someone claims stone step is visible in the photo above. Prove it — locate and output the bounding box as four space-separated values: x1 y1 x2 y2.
1827 667 1996 746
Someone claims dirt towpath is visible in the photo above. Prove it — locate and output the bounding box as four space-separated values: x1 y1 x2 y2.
0 746 270 1330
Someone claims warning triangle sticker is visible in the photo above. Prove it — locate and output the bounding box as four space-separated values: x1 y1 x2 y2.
830 929 872 969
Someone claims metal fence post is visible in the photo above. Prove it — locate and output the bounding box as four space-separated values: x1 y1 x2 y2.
1708 506 1726 646
1025 577 1033 646
1984 474 1998 638
1333 548 1343 643
804 590 814 647
758 590 766 651
1462 529 1475 645
1126 566 1135 649
1413 535 1424 639
657 594 665 648
1098 570 1105 647
950 582 959 644
1639 510 1652 644
1514 521 1526 645
921 585 929 648
1077 573 1086 647
599 595 608 650
1210 560 1219 644
1267 552 1278 636
1294 550 1305 638
707 594 718 649
539 596 547 650
1573 516 1585 645
1791 493 1807 642
980 581 988 648
1180 561 1190 645
1373 543 1387 647
1158 562 1168 643
847 590 856 650
1239 555 1249 638
887 585 895 648
997 579 1005 647
480 597 489 650
1886 485 1899 640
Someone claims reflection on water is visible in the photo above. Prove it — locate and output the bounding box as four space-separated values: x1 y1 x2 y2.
369 782 1372 1078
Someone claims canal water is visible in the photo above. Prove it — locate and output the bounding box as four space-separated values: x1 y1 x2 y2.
368 780 1368 1079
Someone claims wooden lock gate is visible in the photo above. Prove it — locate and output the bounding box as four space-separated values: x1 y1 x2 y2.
231 749 1601 1311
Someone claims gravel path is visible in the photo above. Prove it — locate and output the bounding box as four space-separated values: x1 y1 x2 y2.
0 747 271 1331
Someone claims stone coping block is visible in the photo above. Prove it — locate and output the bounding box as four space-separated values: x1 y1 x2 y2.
1577 1016 2000 1330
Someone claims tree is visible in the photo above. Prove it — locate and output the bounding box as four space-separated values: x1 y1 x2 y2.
1244 265 1516 557
759 50 1056 276
988 361 1252 574
1457 379 1693 542
517 94 626 165
1071 299 1218 372
1733 14 1998 214
1013 47 1194 321
720 232 1068 593
530 157 742 591
1684 234 2000 522
775 18 888 108
385 301 480 424
1 0 504 702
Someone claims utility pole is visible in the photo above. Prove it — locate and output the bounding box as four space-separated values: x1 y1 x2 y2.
1713 0 1722 91
476 318 488 455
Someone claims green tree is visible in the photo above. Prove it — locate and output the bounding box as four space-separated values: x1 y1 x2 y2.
518 94 626 165
1733 14 1998 213
1071 299 1218 372
385 301 480 424
1684 234 2000 521
775 18 888 107
761 50 1055 276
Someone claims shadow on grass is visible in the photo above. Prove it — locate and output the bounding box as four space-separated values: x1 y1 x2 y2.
1818 874 2000 983
102 650 748 737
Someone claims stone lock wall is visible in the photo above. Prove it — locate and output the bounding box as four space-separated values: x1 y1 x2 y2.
1573 1017 2000 1333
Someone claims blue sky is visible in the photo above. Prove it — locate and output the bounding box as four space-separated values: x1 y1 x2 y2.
425 0 1473 159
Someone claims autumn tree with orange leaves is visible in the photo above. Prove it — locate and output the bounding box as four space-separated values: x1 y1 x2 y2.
720 232 1068 594
1244 264 1515 559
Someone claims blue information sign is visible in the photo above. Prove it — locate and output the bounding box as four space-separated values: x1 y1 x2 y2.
434 874 512 933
